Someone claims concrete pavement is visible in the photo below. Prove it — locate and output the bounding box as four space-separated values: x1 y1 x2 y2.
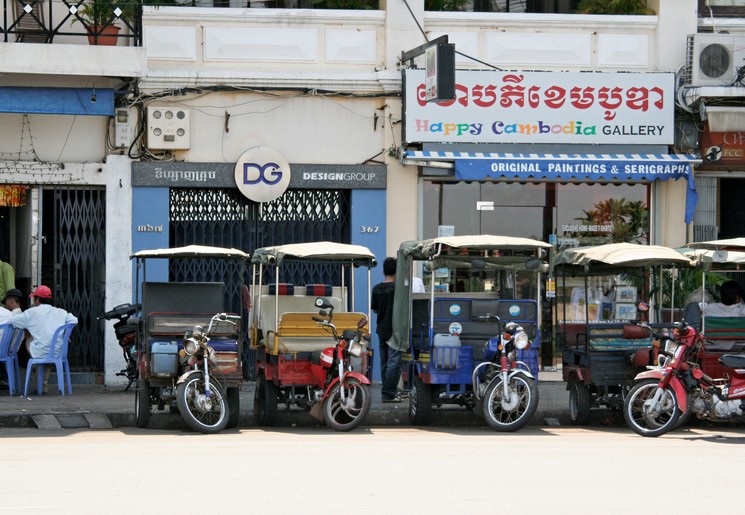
0 370 574 430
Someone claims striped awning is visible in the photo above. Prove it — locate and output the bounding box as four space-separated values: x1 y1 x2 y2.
401 150 702 223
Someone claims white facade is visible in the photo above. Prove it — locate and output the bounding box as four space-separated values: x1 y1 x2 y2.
0 0 709 384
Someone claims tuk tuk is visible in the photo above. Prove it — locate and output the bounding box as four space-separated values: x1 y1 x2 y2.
249 241 377 430
554 242 692 425
131 245 250 433
683 238 745 376
391 235 551 428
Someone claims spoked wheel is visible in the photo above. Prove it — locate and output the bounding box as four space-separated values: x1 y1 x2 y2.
323 377 371 432
135 379 151 429
254 372 278 427
623 379 680 437
482 373 539 432
226 387 241 429
176 374 229 434
568 378 591 425
409 376 433 426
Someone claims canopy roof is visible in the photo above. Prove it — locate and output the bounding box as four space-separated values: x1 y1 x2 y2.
131 244 250 260
554 242 692 275
679 246 745 267
251 241 376 267
686 238 745 252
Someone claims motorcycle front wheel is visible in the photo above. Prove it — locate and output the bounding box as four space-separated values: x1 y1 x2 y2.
482 373 539 432
176 374 229 434
323 377 371 432
623 378 680 437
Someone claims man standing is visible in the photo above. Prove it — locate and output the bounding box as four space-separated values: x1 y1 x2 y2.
11 285 77 359
371 257 401 403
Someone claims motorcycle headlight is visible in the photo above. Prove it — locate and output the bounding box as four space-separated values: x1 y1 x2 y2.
514 331 529 350
183 337 199 356
663 339 678 355
348 338 366 358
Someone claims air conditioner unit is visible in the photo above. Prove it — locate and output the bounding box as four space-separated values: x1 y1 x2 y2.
686 33 745 86
146 106 191 150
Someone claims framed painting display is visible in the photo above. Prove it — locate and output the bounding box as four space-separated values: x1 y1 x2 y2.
615 286 637 303
614 303 637 320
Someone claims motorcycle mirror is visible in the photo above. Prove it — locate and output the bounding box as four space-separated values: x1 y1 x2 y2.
525 258 549 273
637 300 649 313
314 297 333 310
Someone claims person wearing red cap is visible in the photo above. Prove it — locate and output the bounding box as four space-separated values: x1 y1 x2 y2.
11 285 77 360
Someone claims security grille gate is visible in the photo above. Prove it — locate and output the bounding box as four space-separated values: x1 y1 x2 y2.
45 186 106 371
169 187 351 379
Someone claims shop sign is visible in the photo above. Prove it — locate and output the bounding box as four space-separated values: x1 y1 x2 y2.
403 70 674 145
700 127 745 166
133 161 385 190
234 146 291 203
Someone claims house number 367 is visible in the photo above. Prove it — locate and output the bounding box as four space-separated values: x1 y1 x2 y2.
360 226 379 233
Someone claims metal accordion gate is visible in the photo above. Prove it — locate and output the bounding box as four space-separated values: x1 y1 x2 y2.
169 187 351 379
45 186 106 372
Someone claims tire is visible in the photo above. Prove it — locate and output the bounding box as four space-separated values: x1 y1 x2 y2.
568 378 591 425
176 374 229 434
227 387 241 429
323 377 372 432
482 373 539 432
409 376 433 426
623 378 681 437
135 379 151 429
254 372 278 427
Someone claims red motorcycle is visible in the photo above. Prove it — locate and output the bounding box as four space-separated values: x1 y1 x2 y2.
308 298 373 431
624 320 745 437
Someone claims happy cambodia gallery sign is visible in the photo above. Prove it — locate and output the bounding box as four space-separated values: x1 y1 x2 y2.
403 70 674 145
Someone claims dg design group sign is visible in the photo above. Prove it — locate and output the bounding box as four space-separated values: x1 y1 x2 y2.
403 69 675 145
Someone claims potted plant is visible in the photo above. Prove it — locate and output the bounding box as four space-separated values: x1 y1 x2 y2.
76 0 176 45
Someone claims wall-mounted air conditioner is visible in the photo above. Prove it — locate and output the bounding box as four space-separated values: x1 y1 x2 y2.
686 33 745 86
146 106 191 150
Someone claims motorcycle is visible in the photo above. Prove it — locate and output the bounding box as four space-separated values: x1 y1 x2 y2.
98 303 140 390
308 298 373 431
472 315 539 432
624 319 745 437
176 312 242 433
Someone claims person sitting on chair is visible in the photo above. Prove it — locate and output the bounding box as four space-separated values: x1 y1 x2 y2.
0 288 22 324
703 280 745 317
11 285 77 359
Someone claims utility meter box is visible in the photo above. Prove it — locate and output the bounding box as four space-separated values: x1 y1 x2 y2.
146 106 191 150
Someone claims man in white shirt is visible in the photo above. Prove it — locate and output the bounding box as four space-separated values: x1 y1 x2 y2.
11 285 77 359
0 288 22 324
703 280 745 317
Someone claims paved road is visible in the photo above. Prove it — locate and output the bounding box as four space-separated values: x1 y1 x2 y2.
1 425 743 514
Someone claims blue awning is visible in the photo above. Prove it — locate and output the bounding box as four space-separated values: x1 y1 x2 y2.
0 87 114 116
401 151 702 223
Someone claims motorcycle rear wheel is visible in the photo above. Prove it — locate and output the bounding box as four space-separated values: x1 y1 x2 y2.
323 377 371 432
482 373 539 432
254 372 278 426
568 378 591 426
176 374 229 434
623 379 680 437
409 376 433 426
135 379 151 429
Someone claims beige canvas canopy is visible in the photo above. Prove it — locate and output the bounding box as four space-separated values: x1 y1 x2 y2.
131 244 250 260
251 241 376 267
555 242 692 275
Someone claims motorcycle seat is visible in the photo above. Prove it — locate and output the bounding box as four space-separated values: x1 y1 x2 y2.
719 354 745 370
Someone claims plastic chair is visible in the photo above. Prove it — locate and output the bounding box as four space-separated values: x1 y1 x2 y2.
0 324 18 395
8 328 25 395
23 323 76 397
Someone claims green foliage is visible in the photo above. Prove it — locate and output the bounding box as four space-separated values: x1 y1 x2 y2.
425 0 467 11
660 268 728 309
76 0 177 26
574 197 648 244
576 0 655 15
313 0 378 9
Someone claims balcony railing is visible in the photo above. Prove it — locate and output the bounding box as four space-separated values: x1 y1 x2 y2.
2 0 143 45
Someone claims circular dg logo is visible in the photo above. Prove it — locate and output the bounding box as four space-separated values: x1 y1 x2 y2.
234 146 291 203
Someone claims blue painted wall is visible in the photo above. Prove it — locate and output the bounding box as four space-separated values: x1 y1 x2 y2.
131 187 170 296
349 188 387 382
